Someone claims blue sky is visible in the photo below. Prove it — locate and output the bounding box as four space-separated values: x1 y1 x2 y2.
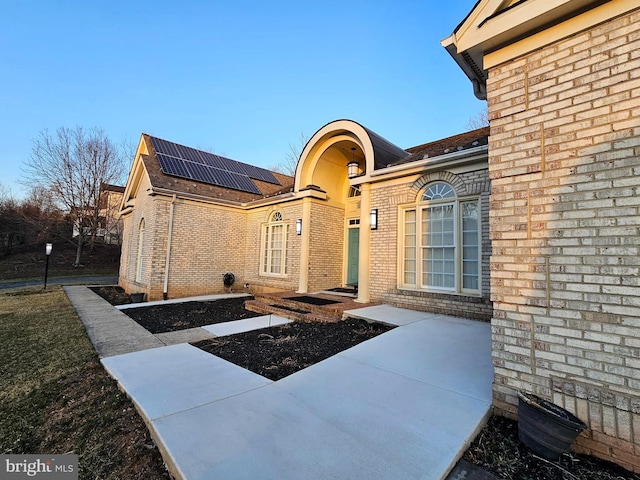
0 1 483 199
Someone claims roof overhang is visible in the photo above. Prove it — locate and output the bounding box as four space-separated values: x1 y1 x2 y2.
363 145 488 185
442 0 616 99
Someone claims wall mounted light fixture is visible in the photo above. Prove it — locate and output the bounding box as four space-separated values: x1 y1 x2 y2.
296 218 302 235
370 209 378 231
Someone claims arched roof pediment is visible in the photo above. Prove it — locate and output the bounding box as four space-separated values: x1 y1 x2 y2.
294 119 407 193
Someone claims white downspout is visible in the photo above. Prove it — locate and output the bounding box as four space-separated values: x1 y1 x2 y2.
163 195 176 300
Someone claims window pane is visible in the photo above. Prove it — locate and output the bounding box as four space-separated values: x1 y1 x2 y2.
270 251 281 274
462 201 479 291
262 226 269 273
271 225 282 248
422 182 455 201
403 210 417 286
284 225 289 275
422 246 455 289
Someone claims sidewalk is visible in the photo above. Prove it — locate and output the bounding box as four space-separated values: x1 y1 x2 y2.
0 275 118 290
66 286 494 480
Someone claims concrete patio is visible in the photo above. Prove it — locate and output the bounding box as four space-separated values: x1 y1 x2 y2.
65 286 493 480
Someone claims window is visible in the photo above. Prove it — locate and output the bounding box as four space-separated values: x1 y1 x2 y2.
135 218 145 283
400 182 480 293
261 212 289 276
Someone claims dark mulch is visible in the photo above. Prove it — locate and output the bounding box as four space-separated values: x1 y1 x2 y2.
464 415 640 480
123 298 261 334
90 285 132 305
283 295 340 306
193 318 394 381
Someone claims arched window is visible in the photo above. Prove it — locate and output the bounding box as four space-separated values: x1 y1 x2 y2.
261 211 289 276
135 219 145 283
401 182 480 293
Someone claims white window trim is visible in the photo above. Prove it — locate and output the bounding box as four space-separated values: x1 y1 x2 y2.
398 191 481 296
260 213 289 277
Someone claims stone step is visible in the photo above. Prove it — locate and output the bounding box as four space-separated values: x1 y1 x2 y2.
244 298 340 323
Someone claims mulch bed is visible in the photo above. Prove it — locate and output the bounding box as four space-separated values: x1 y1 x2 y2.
122 298 261 334
193 318 394 381
90 286 393 381
90 285 132 305
465 415 640 480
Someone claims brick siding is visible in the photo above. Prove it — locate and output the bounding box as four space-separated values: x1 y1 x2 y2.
307 202 344 292
244 204 302 293
487 8 640 471
370 168 492 321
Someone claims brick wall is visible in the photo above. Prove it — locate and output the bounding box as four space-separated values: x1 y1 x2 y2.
370 168 492 321
159 199 248 299
307 201 344 292
487 8 640 471
119 175 156 296
120 190 304 300
244 204 302 293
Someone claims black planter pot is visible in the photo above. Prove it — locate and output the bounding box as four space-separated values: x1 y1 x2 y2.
518 391 587 460
130 292 145 303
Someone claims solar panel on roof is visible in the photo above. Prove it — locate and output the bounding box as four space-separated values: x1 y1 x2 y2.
149 136 278 195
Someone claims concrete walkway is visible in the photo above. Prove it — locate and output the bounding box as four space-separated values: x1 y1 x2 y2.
66 286 494 480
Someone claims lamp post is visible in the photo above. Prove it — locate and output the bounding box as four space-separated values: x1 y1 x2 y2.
44 243 52 289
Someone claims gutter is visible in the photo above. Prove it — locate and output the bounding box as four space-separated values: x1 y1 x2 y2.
353 145 488 184
149 186 324 209
163 194 176 300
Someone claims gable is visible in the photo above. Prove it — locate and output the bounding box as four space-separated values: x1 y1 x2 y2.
442 0 630 99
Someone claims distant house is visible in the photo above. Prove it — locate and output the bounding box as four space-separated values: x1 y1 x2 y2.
97 183 125 245
444 0 640 472
119 123 491 321
72 183 124 245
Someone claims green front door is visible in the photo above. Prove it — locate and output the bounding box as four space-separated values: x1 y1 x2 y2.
347 228 359 285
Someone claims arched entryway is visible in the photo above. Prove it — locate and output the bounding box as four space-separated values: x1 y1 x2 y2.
294 120 407 302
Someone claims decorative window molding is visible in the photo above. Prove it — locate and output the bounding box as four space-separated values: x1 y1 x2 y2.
260 211 289 277
400 182 480 294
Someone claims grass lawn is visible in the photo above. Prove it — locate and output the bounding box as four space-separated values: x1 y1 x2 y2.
0 242 121 282
0 285 168 479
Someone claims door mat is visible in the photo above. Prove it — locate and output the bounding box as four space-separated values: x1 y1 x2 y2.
283 296 341 306
326 287 357 294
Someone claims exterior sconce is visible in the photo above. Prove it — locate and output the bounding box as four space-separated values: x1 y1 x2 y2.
370 209 378 231
296 219 302 235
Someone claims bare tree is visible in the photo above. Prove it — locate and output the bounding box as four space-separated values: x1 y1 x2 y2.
20 186 67 245
271 131 309 177
466 107 490 130
0 184 20 255
23 126 126 266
